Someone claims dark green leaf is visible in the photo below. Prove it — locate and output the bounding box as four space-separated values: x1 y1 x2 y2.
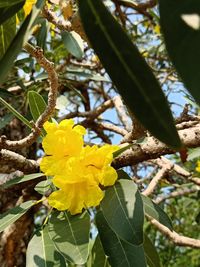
48 211 90 265
0 16 16 59
36 19 48 50
96 211 147 267
117 169 131 180
0 0 24 8
3 173 44 188
159 0 200 104
0 1 25 25
0 96 32 128
89 235 110 267
113 144 132 158
78 0 181 149
101 179 144 245
0 201 34 233
144 234 161 267
0 0 44 83
26 227 67 267
28 91 47 122
142 195 173 231
62 31 84 59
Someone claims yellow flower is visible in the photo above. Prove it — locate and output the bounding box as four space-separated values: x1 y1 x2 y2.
42 119 85 157
23 0 37 17
48 180 104 215
196 160 200 172
81 145 119 186
40 119 119 215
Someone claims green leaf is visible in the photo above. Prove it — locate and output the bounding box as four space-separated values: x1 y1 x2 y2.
48 211 90 265
0 0 44 83
90 235 110 267
26 227 67 267
0 16 16 59
0 1 25 25
36 19 48 50
0 201 34 233
96 211 147 267
0 96 32 128
101 179 144 246
3 173 44 188
142 195 173 231
62 31 84 59
113 144 132 158
28 91 47 122
0 0 25 8
34 180 52 195
143 234 161 267
188 147 200 160
78 0 181 149
159 0 200 104
117 169 131 180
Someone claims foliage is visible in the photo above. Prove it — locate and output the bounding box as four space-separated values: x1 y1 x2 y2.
0 0 199 266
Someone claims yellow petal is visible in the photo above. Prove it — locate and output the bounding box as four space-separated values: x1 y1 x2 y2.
48 181 104 215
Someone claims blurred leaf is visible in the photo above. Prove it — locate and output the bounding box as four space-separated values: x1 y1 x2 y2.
0 0 24 8
144 234 161 267
0 16 16 59
159 0 200 104
56 95 68 110
0 113 13 129
89 235 110 267
3 173 44 188
34 180 52 195
62 31 84 59
0 89 13 98
0 201 34 233
26 227 67 267
101 179 144 245
28 90 47 121
0 96 32 128
142 195 173 231
0 0 44 83
188 148 200 160
78 0 181 149
96 211 147 267
0 1 25 25
48 211 90 265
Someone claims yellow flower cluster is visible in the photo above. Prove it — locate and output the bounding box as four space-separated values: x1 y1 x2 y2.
40 119 119 215
196 160 200 172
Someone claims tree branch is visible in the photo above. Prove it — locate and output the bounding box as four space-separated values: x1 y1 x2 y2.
0 43 58 150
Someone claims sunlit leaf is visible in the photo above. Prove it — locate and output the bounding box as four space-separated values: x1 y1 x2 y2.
142 195 173 231
101 179 144 245
48 211 90 265
62 31 84 59
0 201 35 233
26 227 67 267
3 173 44 188
28 90 47 122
